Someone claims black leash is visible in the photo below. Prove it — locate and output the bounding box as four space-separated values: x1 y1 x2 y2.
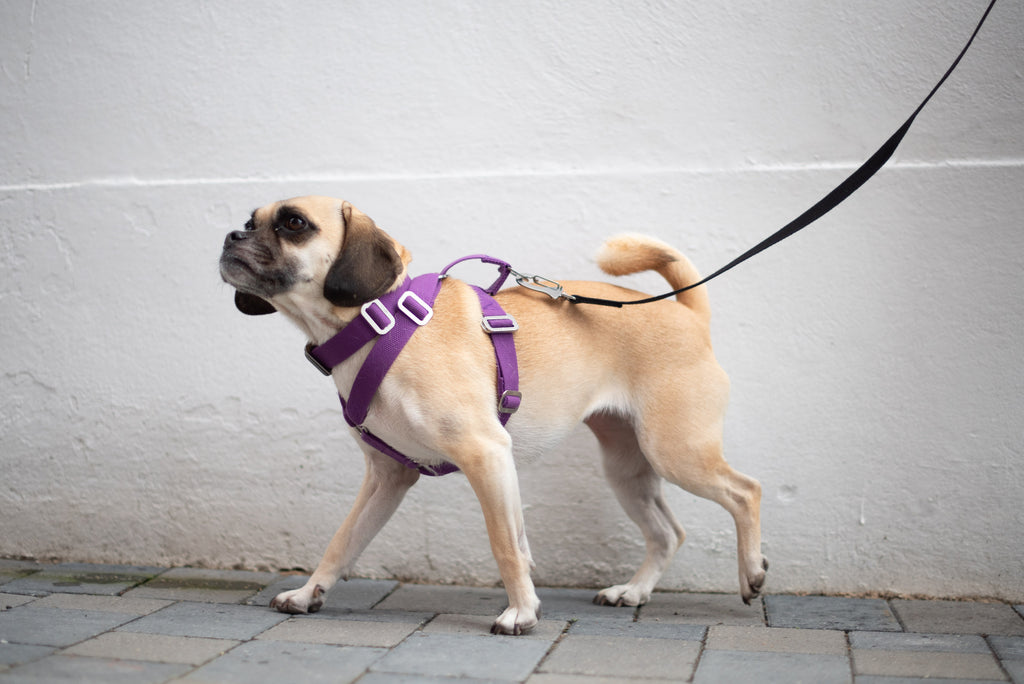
565 0 998 308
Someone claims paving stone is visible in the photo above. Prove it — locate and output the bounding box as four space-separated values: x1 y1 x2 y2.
373 584 509 616
258 616 422 647
692 650 851 684
851 649 1006 680
0 654 190 684
179 640 386 684
0 562 42 587
854 678 1007 684
124 567 278 604
989 635 1024 660
0 563 165 597
0 595 36 611
249 575 399 611
850 631 991 653
31 593 173 615
541 635 701 680
765 595 901 631
892 599 1024 636
423 613 567 641
117 601 289 640
359 674 499 684
706 625 848 654
535 587 636 621
307 608 435 624
0 643 54 668
372 632 550 681
639 592 766 626
527 675 678 684
63 631 240 664
1003 660 1024 684
566 617 705 641
0 606 134 647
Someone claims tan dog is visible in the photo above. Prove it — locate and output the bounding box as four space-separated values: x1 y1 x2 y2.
219 195 766 634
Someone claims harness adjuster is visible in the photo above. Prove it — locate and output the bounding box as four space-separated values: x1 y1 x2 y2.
481 314 518 333
361 299 396 335
305 343 332 376
397 291 433 326
498 389 523 415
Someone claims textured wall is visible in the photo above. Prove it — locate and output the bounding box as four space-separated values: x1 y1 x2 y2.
2 0 1022 601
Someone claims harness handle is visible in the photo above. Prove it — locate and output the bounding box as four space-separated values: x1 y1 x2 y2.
440 254 514 295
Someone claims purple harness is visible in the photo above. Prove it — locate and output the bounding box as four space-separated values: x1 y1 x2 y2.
304 255 521 477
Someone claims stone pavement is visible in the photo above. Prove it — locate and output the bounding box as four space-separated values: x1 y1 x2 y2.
1 560 1022 683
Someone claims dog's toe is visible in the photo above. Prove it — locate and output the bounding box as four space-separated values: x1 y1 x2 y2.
594 584 648 608
740 557 769 604
270 585 325 615
491 605 539 636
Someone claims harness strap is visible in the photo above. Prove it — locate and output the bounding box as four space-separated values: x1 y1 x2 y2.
306 257 520 477
341 274 443 428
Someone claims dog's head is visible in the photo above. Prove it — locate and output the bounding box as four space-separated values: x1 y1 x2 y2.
219 196 410 319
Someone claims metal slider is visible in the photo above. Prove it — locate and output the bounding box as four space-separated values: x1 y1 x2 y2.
361 299 396 335
481 314 519 333
497 389 523 415
397 291 434 326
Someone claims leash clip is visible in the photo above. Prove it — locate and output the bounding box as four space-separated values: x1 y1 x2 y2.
511 269 574 301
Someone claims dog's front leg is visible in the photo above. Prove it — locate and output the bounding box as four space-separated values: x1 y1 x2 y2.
458 437 540 635
271 449 419 614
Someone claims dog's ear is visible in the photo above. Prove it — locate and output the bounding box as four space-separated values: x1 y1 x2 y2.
234 290 277 315
324 202 404 307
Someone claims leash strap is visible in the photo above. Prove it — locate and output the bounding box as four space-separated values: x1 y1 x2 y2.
568 0 998 308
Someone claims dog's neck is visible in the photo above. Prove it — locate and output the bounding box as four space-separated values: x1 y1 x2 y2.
271 269 413 346
271 296 360 347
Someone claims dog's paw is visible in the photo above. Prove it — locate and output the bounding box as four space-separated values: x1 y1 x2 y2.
593 584 650 608
270 584 325 614
490 604 540 636
741 557 769 605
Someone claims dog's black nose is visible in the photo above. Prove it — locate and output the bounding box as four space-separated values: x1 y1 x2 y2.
224 230 250 248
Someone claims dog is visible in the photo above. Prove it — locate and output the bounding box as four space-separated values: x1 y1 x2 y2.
219 195 767 634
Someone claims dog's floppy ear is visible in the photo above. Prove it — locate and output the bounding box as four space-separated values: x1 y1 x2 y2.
324 202 404 307
234 290 277 315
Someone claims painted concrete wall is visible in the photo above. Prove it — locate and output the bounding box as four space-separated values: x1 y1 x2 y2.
2 1 1022 601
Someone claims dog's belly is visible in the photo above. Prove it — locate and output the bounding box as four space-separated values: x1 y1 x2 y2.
507 383 632 463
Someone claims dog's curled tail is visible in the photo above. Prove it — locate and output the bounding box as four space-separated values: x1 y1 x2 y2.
595 233 710 321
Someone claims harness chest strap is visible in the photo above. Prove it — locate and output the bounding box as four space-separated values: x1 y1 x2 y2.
305 258 520 476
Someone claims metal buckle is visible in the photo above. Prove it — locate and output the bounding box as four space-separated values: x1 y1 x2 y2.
497 389 523 415
361 299 396 335
305 343 332 376
397 291 433 326
510 269 572 301
481 314 519 333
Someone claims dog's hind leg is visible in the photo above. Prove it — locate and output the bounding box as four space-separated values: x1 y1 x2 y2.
653 447 767 603
634 370 768 604
271 447 420 614
586 412 686 608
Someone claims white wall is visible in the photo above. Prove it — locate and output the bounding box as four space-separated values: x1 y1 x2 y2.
2 1 1022 601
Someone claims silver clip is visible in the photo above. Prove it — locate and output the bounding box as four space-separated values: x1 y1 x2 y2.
481 314 518 333
510 269 574 301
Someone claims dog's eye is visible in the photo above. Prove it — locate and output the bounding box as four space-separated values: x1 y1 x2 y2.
285 216 307 231
244 219 255 231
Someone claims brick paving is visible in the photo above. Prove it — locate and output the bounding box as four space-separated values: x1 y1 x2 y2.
1 559 1022 683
